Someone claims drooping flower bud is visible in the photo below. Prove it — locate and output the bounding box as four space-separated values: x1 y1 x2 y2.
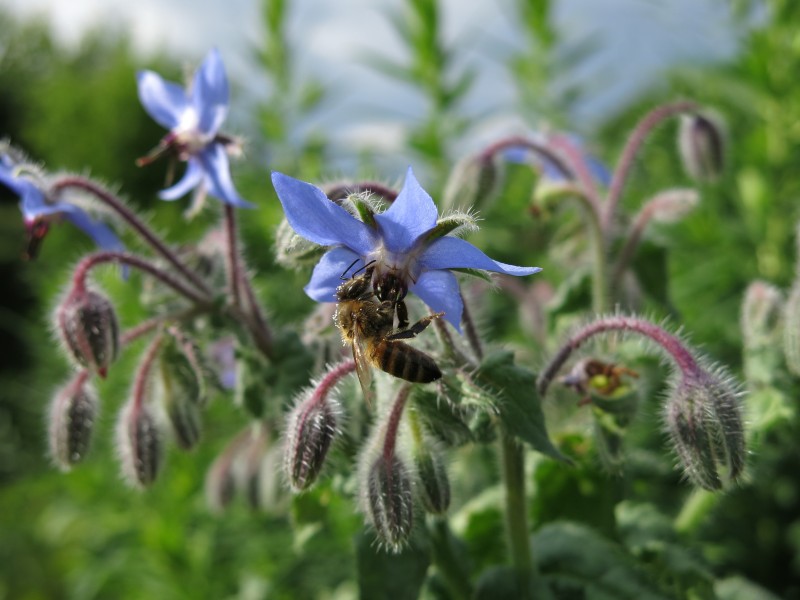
274 217 325 269
55 285 119 377
678 113 725 182
48 372 98 470
283 391 340 491
158 328 207 450
283 361 353 491
413 445 451 515
116 399 164 487
366 454 415 552
664 370 746 491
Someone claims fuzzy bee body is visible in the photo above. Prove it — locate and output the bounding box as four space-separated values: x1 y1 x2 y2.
334 267 442 401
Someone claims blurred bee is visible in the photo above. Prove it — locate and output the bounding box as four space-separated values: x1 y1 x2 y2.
561 358 639 405
334 262 443 404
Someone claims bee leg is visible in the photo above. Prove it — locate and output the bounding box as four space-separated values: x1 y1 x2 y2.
387 312 444 341
396 299 409 330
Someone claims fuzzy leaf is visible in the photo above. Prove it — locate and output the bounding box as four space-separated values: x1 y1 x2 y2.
535 522 671 600
475 351 567 462
356 530 430 600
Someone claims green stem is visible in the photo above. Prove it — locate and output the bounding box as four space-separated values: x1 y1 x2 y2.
429 518 473 600
674 488 717 534
500 432 535 589
588 208 609 314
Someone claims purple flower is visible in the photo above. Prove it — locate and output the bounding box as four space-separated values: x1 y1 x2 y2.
136 49 252 209
0 148 123 256
271 167 541 330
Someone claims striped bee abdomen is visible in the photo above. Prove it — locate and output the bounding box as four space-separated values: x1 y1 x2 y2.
376 341 442 383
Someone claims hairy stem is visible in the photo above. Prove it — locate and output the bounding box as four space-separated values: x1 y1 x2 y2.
223 204 242 309
602 100 700 231
73 251 212 306
537 315 702 398
53 177 211 295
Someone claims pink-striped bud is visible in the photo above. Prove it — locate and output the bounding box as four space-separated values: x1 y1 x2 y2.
678 113 725 182
55 286 119 377
48 373 98 470
365 454 415 552
116 399 164 488
283 392 339 491
665 371 746 490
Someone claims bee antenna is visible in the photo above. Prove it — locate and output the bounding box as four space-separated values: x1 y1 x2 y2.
340 259 376 280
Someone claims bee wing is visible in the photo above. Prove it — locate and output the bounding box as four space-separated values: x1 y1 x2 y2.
351 329 375 408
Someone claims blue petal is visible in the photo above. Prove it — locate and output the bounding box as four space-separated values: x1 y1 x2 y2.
136 70 189 130
420 236 542 276
17 187 49 221
304 247 362 303
61 207 125 251
193 49 229 135
410 269 463 331
502 146 531 164
198 145 253 208
271 172 377 256
159 159 205 200
374 166 438 253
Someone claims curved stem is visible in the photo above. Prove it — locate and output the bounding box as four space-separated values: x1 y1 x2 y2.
237 265 275 360
53 177 211 295
537 315 702 398
602 101 700 231
72 251 212 306
324 181 399 204
383 384 412 462
543 183 608 312
460 292 484 362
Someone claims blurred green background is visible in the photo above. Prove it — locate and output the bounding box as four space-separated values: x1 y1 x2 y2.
2 0 800 598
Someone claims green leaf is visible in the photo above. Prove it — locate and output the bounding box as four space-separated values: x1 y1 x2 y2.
546 267 592 319
630 240 675 313
475 351 567 462
356 529 431 600
535 522 671 600
474 566 555 600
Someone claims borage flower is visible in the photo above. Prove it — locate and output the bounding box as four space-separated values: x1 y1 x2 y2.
136 49 252 210
0 148 123 257
271 167 541 330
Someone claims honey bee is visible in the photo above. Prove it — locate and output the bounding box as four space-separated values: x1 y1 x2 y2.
334 263 443 403
561 358 639 405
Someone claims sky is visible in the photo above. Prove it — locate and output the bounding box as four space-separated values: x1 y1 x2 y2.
0 0 750 169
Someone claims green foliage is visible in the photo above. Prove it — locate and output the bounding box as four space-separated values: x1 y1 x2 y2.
2 1 800 599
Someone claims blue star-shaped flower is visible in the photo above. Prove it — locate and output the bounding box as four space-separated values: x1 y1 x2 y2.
1 150 123 256
271 167 541 330
136 49 252 208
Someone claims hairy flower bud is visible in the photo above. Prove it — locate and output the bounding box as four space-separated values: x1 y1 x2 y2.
414 446 450 515
366 455 415 552
678 113 725 182
274 217 325 269
55 286 119 377
116 399 164 487
664 371 746 491
48 373 98 470
442 153 500 211
283 393 339 491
